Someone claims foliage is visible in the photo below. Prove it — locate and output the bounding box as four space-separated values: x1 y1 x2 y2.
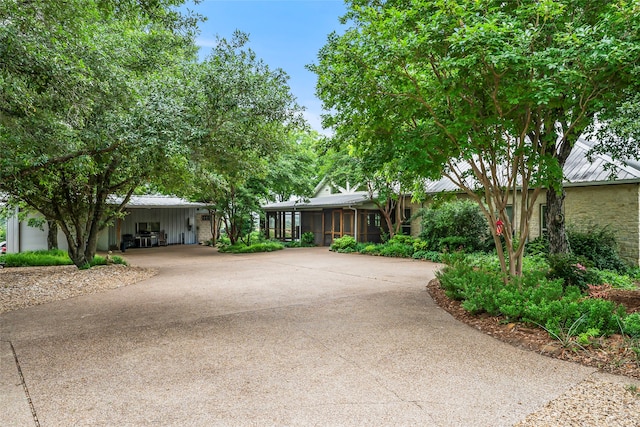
311 0 640 276
265 131 320 203
300 232 316 247
359 244 382 255
412 251 442 263
419 200 490 252
568 225 628 273
330 235 358 253
526 237 549 257
547 253 601 291
0 249 126 268
437 252 629 340
0 249 73 267
623 313 640 338
218 242 284 254
0 0 199 267
595 270 637 290
184 33 305 245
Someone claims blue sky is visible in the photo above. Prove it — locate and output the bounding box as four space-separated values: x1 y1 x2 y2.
182 0 347 133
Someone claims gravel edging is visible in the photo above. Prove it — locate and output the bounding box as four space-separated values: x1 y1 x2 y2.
515 374 640 427
0 264 158 314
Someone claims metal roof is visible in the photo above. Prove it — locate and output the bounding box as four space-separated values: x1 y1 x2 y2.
263 192 375 211
422 138 640 194
263 137 640 210
109 195 207 209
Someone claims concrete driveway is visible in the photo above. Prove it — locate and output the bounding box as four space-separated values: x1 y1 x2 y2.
1 246 601 426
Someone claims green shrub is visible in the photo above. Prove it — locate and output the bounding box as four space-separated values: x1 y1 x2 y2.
525 236 549 256
89 255 128 267
568 225 628 272
412 239 429 252
330 235 358 252
360 244 382 255
547 253 601 290
388 234 415 245
419 200 490 252
595 269 637 290
379 242 414 258
437 251 626 338
623 313 640 338
218 242 284 253
300 232 315 247
412 250 442 262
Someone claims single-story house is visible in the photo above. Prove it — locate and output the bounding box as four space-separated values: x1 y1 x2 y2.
263 138 640 266
5 195 213 253
262 181 417 247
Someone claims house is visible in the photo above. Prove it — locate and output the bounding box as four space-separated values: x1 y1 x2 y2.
262 180 422 247
263 138 640 266
5 195 212 253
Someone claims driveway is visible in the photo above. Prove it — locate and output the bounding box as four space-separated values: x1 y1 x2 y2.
0 246 605 425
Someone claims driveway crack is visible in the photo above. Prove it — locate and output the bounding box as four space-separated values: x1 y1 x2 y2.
6 340 40 427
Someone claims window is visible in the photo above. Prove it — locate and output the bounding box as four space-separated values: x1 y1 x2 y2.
136 222 160 233
540 204 547 235
401 208 411 236
367 212 382 228
505 205 514 223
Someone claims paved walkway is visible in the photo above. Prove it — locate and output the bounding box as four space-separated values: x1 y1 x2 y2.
0 246 604 426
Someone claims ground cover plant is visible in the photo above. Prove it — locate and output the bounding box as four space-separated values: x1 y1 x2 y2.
0 249 127 268
217 242 284 254
216 231 284 253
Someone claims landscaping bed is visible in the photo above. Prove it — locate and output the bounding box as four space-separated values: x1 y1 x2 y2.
427 278 640 380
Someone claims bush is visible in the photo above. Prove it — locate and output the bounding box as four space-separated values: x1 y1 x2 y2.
218 242 284 253
525 236 549 256
419 200 490 252
412 250 442 262
379 242 414 258
547 253 601 291
300 232 315 247
595 269 637 290
623 313 640 338
360 244 382 255
568 225 628 272
330 235 358 252
437 252 627 338
90 254 128 267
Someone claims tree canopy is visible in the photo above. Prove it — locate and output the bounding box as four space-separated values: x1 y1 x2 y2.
0 0 200 266
311 0 640 276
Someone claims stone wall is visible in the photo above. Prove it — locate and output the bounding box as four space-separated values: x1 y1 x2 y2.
564 183 639 266
411 183 640 266
196 213 214 244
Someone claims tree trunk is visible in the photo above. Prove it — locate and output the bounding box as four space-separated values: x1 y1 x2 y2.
546 187 569 254
47 220 58 250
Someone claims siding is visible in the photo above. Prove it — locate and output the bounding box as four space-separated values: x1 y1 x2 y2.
116 207 199 247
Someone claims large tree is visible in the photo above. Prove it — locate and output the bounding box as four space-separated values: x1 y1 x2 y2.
0 0 199 267
185 33 305 245
311 0 640 276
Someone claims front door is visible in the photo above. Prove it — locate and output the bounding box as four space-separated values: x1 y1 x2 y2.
323 209 355 246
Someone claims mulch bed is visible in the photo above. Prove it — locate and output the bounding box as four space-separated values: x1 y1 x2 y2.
426 279 640 380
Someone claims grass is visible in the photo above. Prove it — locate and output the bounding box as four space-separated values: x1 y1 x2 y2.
0 249 127 268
